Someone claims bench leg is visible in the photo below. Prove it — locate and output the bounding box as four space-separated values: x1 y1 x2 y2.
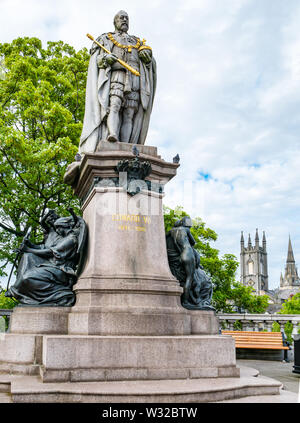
284 349 289 362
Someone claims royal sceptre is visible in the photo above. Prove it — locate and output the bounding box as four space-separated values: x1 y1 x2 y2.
86 33 140 77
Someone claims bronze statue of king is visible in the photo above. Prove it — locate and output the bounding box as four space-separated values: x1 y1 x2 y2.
79 10 157 153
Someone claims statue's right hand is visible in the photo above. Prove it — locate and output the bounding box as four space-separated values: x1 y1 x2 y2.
104 53 118 66
4 290 13 298
97 54 118 68
17 243 30 253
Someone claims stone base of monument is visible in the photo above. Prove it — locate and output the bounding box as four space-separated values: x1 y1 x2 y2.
0 143 290 402
9 306 71 335
2 307 237 382
1 366 285 403
40 334 240 383
0 287 290 402
1 306 290 402
1 362 296 403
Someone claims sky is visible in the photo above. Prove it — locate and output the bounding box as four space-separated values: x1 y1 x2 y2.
1 0 300 289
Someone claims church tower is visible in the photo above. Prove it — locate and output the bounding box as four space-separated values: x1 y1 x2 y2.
240 229 268 294
280 236 300 289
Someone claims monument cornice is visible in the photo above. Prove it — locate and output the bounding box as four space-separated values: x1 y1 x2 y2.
74 145 179 200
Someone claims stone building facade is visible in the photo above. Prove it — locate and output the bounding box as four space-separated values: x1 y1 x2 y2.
240 232 300 312
240 229 268 295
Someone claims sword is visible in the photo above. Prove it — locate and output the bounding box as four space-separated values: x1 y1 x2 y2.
86 33 140 77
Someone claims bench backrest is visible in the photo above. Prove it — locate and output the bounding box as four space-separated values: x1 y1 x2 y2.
221 330 289 350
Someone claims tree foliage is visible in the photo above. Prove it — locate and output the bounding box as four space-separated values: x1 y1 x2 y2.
0 37 89 278
229 282 269 313
0 289 17 330
279 293 300 314
0 289 17 309
273 296 300 342
163 206 269 313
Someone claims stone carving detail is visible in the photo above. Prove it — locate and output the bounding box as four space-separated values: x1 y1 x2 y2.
166 216 215 311
81 173 163 206
5 209 88 307
63 154 81 187
116 155 152 196
173 154 180 164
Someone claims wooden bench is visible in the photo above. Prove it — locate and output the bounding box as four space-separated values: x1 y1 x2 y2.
222 330 290 361
222 330 290 351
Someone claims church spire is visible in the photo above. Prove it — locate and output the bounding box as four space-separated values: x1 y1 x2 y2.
282 235 300 287
263 231 266 251
287 235 295 263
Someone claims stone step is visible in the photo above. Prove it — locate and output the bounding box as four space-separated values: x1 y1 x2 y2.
0 373 11 393
216 388 299 403
8 366 283 403
1 366 297 403
0 363 40 376
0 393 12 403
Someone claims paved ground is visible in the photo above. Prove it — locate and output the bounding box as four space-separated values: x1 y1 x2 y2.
237 359 300 394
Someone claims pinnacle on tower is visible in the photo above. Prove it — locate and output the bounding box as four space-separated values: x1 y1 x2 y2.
241 231 244 245
262 231 266 251
280 272 284 287
255 228 259 246
248 233 252 248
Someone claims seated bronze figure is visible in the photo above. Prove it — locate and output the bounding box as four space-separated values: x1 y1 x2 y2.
5 209 87 307
166 216 215 311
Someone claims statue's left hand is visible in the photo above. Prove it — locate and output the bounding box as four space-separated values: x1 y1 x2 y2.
139 49 152 64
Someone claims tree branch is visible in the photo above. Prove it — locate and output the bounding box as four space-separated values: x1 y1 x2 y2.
0 147 46 199
0 220 24 236
1 75 20 108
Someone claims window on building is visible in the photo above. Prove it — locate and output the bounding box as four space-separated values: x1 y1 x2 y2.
248 260 254 275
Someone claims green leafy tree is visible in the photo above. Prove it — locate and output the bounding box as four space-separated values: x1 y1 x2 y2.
272 321 295 344
163 206 269 313
229 282 269 313
0 289 17 309
279 293 300 314
276 293 300 341
0 37 89 279
0 289 17 330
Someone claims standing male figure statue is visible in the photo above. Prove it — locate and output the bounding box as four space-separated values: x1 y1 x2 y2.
79 10 156 153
